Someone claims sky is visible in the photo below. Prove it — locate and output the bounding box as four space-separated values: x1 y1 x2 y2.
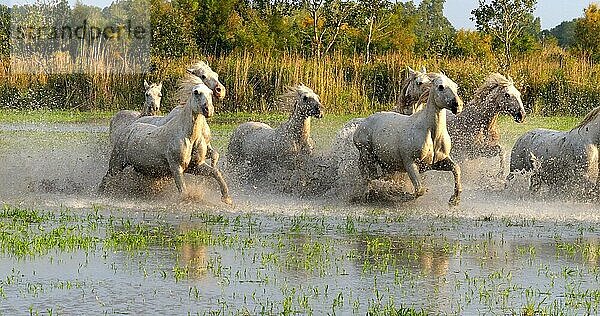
1 0 596 30
416 0 594 30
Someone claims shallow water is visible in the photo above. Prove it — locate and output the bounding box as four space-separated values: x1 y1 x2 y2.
1 122 600 315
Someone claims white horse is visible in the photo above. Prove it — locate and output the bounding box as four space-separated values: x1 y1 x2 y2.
136 61 226 127
108 80 162 143
392 66 431 115
135 61 227 170
447 73 525 174
508 106 600 197
353 72 464 206
100 78 232 205
227 84 323 174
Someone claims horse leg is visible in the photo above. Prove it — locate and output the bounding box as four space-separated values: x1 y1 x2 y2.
99 148 125 192
431 157 462 207
189 162 232 205
168 160 186 194
206 144 219 169
357 147 379 180
405 161 425 199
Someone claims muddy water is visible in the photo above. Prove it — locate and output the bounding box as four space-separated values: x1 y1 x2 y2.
1 122 600 315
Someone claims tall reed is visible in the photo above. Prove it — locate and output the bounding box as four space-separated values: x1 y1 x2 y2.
1 47 599 116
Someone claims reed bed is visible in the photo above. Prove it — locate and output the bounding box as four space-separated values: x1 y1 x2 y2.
1 47 599 116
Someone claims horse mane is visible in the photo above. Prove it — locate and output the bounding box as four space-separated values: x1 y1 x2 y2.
467 73 513 109
277 84 314 111
188 60 211 73
176 73 205 105
397 71 416 108
574 106 600 130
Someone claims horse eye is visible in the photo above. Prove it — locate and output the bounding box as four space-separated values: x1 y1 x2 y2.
303 96 308 102
201 75 206 80
158 93 162 97
438 85 444 91
194 90 199 95
417 82 422 86
505 93 510 98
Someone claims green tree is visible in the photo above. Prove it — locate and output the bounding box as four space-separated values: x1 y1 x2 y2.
574 3 600 61
471 0 537 69
0 4 9 58
150 0 197 58
414 0 455 56
452 29 493 59
546 19 576 48
301 0 356 58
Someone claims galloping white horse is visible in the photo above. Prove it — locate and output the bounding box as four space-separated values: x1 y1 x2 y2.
227 84 323 174
135 61 227 170
100 77 232 204
353 72 464 206
108 81 162 143
447 73 525 174
509 106 600 197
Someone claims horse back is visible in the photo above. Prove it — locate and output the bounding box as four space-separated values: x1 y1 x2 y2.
109 110 140 143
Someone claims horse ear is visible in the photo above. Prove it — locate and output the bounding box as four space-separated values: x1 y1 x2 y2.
157 82 163 90
144 80 149 90
407 66 415 75
186 68 195 75
421 66 426 73
204 60 209 66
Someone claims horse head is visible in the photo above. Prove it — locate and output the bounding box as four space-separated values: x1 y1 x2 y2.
143 80 162 116
296 84 323 119
191 83 214 118
497 76 526 123
430 73 463 115
400 66 431 115
187 61 226 100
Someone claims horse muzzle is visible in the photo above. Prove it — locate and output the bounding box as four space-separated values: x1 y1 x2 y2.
312 109 324 119
202 106 214 118
513 110 526 123
214 86 226 100
450 99 463 115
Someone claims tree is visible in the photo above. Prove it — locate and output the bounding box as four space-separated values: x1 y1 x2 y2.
302 0 356 58
547 19 577 48
0 4 9 58
150 0 197 58
414 0 455 56
574 3 600 61
471 0 536 69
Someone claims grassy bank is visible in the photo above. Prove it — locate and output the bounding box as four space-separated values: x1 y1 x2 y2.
1 47 599 116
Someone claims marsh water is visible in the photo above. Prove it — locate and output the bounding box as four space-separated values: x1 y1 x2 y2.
1 121 600 315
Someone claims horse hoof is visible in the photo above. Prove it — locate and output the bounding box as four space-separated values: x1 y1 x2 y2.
448 196 460 207
222 196 233 206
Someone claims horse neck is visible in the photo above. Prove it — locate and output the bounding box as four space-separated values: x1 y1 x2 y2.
178 102 202 141
140 102 152 116
281 110 311 143
573 119 600 144
460 99 499 132
416 98 447 138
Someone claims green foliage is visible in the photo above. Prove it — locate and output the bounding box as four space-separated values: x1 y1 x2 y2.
546 19 577 48
575 3 600 61
150 0 197 58
452 30 493 59
414 0 456 56
471 0 537 69
0 4 8 58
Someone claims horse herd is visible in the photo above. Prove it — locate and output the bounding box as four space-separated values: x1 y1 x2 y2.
100 62 600 206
